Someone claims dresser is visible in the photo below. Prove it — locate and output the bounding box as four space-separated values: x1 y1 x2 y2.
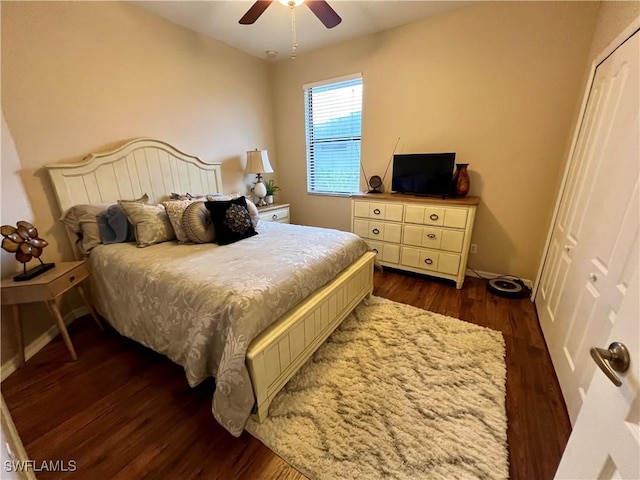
351 193 480 288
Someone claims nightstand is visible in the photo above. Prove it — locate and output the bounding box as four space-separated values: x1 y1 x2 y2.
257 203 290 224
1 261 103 365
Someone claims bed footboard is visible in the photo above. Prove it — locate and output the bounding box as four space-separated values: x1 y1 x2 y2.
246 251 375 422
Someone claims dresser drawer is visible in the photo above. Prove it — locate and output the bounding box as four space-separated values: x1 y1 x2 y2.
401 247 461 275
443 208 468 229
353 201 404 222
48 262 89 297
405 205 444 226
353 219 401 243
402 225 465 252
259 207 289 223
404 205 468 228
401 247 439 272
438 252 462 275
367 240 400 264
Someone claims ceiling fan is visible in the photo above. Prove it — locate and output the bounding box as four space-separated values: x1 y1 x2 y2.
239 0 342 29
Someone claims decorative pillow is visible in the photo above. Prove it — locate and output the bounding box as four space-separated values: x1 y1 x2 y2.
244 199 260 228
182 202 216 243
170 193 191 201
205 197 258 246
170 193 205 201
61 194 148 254
206 194 259 228
172 192 232 201
97 204 135 244
162 200 197 243
206 193 241 201
119 202 176 247
61 203 110 251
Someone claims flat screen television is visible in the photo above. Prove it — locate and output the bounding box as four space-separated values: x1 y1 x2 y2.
391 153 456 198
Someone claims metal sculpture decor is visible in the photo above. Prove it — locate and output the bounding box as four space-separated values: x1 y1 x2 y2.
1 221 55 281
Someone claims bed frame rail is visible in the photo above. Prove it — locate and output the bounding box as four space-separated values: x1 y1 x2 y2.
247 251 375 421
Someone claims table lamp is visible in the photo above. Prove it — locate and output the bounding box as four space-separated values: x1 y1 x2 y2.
245 149 274 206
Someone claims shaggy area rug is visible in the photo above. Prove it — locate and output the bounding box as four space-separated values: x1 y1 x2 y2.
245 296 508 480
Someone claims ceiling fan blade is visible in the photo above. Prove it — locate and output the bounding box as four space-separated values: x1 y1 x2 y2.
239 1 273 25
305 0 342 29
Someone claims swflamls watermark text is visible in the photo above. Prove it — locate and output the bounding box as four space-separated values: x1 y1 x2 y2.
4 459 77 473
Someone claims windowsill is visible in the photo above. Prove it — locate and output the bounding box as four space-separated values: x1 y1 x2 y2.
307 192 353 198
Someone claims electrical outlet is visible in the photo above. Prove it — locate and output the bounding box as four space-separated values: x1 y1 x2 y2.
469 244 478 254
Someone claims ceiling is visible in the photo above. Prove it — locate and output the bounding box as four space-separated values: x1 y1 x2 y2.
134 1 472 61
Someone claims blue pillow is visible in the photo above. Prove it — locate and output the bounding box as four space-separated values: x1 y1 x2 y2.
97 204 135 244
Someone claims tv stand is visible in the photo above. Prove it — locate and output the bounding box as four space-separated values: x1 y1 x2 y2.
351 192 480 288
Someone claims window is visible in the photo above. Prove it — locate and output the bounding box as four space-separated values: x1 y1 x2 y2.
304 74 363 195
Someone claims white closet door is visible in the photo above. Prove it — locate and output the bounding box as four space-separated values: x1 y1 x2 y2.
536 30 639 424
555 263 639 480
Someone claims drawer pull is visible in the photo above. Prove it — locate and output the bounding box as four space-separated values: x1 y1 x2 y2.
372 228 380 235
429 213 439 221
69 276 75 282
372 248 379 254
427 234 437 239
373 208 381 215
272 214 278 220
424 258 433 265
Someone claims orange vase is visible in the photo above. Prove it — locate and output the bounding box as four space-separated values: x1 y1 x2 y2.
452 163 470 197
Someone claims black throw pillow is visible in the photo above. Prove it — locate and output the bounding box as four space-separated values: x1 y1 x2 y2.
205 197 258 245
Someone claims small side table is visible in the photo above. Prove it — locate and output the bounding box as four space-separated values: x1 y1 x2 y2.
1 261 102 365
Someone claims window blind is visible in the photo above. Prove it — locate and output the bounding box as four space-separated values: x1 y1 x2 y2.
304 75 363 194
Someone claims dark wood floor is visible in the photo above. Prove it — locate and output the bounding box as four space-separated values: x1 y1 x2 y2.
2 270 571 479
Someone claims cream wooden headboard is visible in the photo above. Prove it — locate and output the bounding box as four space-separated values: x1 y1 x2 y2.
46 138 223 215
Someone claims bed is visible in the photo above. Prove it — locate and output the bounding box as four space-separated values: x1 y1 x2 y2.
46 138 375 437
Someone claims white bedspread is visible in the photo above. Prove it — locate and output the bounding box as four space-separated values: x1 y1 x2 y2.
88 221 369 436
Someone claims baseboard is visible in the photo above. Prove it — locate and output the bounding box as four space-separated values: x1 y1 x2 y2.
1 306 90 382
465 268 534 290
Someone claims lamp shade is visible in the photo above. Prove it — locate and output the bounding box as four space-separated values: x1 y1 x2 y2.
245 149 274 174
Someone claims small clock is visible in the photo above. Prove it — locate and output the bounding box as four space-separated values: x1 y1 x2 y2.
368 175 383 193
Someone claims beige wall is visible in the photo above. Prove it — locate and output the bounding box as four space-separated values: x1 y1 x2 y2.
272 1 600 281
1 115 53 364
1 2 275 365
1 116 34 279
587 1 640 62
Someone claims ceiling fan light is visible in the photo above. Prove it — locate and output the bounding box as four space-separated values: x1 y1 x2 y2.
277 0 304 6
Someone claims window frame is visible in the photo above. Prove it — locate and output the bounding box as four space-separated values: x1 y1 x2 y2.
303 73 363 196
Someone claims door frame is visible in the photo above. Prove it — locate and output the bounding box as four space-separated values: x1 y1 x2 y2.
532 16 640 299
